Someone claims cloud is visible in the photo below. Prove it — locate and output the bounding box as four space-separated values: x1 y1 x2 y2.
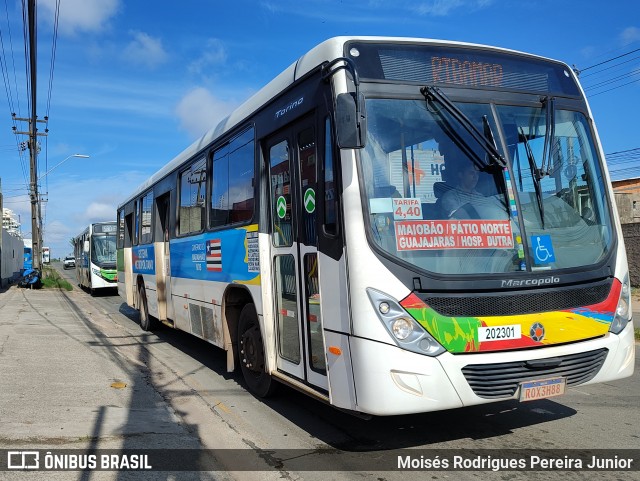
81 202 116 223
39 0 120 36
41 170 151 257
620 27 640 46
189 38 228 75
413 0 494 16
259 0 494 19
175 87 238 139
123 31 169 69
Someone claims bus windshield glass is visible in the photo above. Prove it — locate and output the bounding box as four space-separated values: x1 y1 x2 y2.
91 233 117 267
360 97 612 275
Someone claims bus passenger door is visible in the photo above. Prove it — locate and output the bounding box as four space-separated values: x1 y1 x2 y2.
267 116 328 391
154 193 171 323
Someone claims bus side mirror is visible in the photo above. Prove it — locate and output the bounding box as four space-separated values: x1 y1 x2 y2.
84 241 90 253
336 92 367 149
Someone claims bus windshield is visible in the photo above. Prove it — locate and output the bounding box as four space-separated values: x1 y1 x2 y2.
91 233 117 267
360 97 612 275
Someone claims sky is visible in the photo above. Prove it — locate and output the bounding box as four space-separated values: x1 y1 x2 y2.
1 0 639 259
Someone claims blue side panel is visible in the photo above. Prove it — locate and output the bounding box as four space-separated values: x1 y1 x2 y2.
170 226 259 283
133 245 156 274
23 248 32 270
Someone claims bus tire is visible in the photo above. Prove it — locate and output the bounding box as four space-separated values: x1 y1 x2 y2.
138 284 156 331
237 303 276 398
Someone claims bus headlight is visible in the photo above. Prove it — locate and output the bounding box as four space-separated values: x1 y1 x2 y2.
367 288 445 356
610 274 631 335
391 317 413 340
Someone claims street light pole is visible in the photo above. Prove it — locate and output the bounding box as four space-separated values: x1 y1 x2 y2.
37 154 89 268
40 154 90 181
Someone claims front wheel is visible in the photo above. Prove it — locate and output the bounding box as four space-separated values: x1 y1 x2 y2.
237 303 276 397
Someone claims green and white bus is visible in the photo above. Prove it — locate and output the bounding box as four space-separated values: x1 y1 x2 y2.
74 222 118 293
116 37 634 415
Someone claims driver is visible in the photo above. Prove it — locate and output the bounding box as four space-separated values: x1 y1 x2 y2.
441 161 484 217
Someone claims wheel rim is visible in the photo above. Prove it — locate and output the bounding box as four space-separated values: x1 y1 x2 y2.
241 325 264 374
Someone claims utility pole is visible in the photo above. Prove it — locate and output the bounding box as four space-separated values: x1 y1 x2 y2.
28 0 39 270
13 115 47 270
12 0 45 271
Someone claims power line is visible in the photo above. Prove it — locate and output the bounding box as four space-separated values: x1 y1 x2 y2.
576 45 640 97
45 0 59 121
579 48 640 72
589 77 640 97
0 0 29 189
583 68 640 90
605 148 640 180
581 54 640 79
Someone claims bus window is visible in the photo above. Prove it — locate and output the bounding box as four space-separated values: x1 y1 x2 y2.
140 191 153 244
323 117 337 235
179 157 206 235
117 209 125 249
210 127 255 228
270 140 293 247
133 200 139 245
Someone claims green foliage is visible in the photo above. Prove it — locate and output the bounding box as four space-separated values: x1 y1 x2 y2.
41 267 73 291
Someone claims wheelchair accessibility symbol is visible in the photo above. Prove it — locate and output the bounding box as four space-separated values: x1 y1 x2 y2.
532 235 555 265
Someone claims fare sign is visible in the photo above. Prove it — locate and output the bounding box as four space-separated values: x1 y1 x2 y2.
394 219 514 251
392 198 423 220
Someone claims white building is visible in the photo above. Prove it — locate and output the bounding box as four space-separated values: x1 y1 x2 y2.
2 208 25 285
2 208 23 238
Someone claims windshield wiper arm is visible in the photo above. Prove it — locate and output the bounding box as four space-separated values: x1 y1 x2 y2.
519 126 545 228
540 96 556 178
421 86 506 168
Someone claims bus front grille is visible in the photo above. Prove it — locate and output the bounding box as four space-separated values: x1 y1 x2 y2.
461 348 608 399
423 279 612 317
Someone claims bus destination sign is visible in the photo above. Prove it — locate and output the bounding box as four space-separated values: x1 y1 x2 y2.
348 42 581 96
431 56 503 88
94 223 117 234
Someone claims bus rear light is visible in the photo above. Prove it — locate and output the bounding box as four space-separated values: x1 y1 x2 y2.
610 274 631 335
366 288 445 357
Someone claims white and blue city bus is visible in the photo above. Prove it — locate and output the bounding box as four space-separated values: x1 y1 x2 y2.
74 222 118 294
116 37 634 415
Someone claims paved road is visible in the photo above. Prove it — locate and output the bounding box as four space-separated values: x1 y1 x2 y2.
0 264 637 480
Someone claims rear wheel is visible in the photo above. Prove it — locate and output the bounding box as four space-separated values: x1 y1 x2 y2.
237 303 276 397
138 284 156 331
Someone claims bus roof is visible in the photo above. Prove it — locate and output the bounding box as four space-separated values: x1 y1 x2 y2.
118 36 564 208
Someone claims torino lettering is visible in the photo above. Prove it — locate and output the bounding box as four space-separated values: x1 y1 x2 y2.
275 97 304 119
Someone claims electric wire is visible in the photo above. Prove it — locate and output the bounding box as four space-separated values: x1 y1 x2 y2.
579 48 640 72
0 0 29 190
577 45 640 97
581 55 640 79
43 0 60 201
606 148 640 179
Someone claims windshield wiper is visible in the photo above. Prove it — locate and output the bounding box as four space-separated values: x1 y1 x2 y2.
539 96 556 179
519 126 546 228
421 86 506 169
483 114 511 211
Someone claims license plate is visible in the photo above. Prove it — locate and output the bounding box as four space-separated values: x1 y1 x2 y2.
519 377 566 402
